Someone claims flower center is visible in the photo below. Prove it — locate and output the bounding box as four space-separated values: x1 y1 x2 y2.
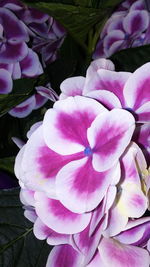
84 147 93 156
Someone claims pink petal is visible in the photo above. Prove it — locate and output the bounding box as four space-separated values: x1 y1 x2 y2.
123 62 150 110
115 217 150 245
60 76 85 99
98 237 150 267
88 109 135 172
89 186 117 236
123 10 149 35
34 218 70 245
73 223 102 265
136 102 150 122
35 192 91 234
56 157 119 213
87 250 105 267
46 245 84 267
104 204 128 237
43 96 107 155
84 68 131 105
85 58 115 88
86 90 122 109
117 185 147 218
22 126 83 197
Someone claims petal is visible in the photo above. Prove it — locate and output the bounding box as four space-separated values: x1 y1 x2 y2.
84 67 131 105
123 62 150 110
34 217 70 245
86 90 122 109
20 188 35 206
85 58 115 89
35 192 91 234
73 223 102 265
12 62 21 79
0 42 28 63
133 123 150 159
0 68 12 94
103 30 125 50
0 7 28 42
136 102 150 123
98 237 150 267
104 204 128 237
34 93 47 110
46 245 84 267
56 157 119 213
88 109 135 172
115 217 150 245
123 10 149 35
60 76 85 98
20 49 43 77
9 95 36 118
43 96 107 155
120 142 143 186
103 30 125 56
89 186 117 236
117 184 147 218
22 126 83 197
87 250 106 267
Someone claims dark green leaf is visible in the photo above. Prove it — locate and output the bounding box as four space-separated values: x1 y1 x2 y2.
0 188 51 267
24 2 104 49
0 78 36 117
0 157 15 174
110 45 150 72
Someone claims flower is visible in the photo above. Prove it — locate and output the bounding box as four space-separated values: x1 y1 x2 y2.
0 0 66 117
93 0 150 59
14 59 150 266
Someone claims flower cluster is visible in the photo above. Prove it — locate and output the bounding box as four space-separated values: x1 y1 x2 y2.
0 0 65 117
15 58 150 266
93 0 150 59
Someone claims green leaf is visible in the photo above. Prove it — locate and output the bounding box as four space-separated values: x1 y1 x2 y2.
0 157 15 174
110 45 150 72
24 2 105 49
0 188 51 267
0 78 36 117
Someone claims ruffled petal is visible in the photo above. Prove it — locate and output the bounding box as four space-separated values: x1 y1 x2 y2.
98 237 150 267
60 76 85 99
123 62 150 111
34 217 70 245
123 10 149 35
46 245 84 267
88 109 135 172
35 192 91 234
43 96 107 155
22 126 83 197
56 158 119 213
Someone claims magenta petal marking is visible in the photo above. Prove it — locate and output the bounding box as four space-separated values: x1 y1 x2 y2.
43 96 107 155
99 237 150 267
88 109 135 172
35 192 91 234
123 63 150 110
56 157 117 213
46 245 84 267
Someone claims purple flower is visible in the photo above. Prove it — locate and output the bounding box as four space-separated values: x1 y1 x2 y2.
93 0 150 59
0 0 66 117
